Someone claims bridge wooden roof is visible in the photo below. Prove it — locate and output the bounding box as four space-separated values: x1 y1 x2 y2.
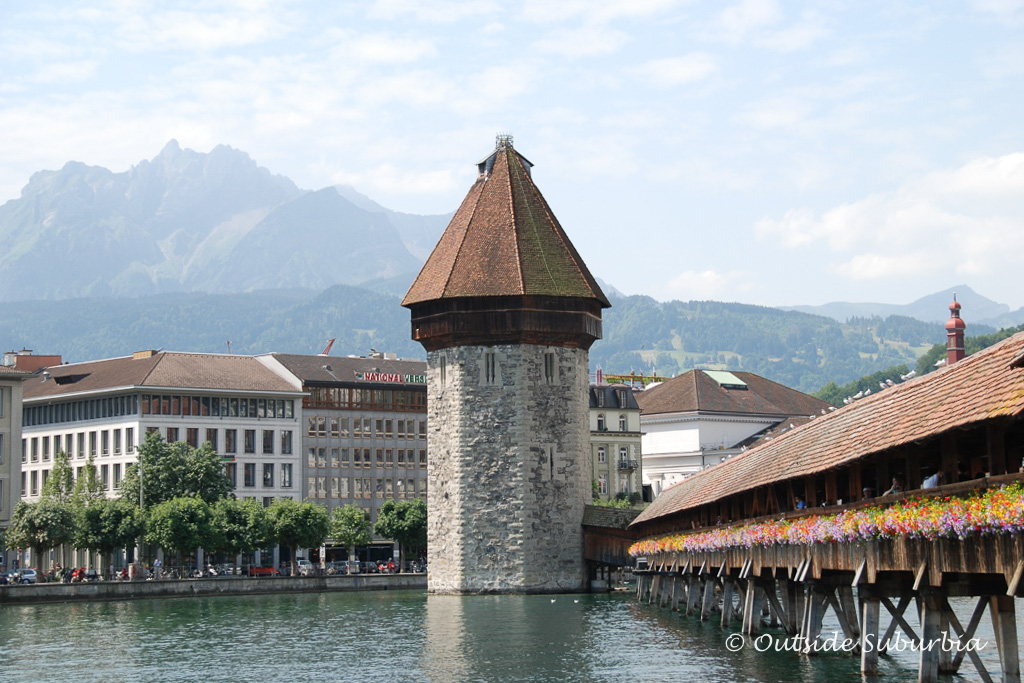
633 330 1024 526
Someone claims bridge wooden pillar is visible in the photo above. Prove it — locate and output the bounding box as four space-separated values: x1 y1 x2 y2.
918 589 943 683
860 585 881 675
990 595 1021 683
701 576 716 621
721 577 736 628
742 579 764 635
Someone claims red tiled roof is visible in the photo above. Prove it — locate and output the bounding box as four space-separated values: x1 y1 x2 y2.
402 141 609 307
23 352 298 399
633 331 1024 526
635 370 832 418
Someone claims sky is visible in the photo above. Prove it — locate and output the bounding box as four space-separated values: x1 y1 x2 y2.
2 0 1023 309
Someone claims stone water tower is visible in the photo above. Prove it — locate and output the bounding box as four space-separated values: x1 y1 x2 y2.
402 135 610 594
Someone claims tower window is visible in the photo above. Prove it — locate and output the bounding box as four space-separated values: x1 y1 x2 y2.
485 352 496 384
544 352 555 384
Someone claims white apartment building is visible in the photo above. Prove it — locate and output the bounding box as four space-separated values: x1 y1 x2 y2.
589 383 643 503
635 370 832 497
20 350 304 507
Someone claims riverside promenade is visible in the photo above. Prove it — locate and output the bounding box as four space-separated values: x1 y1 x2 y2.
0 573 426 606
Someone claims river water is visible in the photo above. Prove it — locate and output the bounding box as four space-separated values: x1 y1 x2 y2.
0 589 1004 681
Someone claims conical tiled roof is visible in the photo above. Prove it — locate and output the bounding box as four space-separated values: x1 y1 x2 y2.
402 137 609 308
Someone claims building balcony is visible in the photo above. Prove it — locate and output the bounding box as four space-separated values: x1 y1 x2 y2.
617 459 639 471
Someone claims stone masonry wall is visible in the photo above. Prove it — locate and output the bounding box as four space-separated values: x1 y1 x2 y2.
426 344 591 594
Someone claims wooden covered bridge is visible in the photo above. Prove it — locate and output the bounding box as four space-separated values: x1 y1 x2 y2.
629 329 1024 682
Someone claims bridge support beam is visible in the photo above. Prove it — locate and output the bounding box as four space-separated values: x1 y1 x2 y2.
860 587 881 675
721 577 736 628
701 576 716 621
990 595 1020 683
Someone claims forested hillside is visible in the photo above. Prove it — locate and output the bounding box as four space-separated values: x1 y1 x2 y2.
593 296 995 394
3 288 1001 395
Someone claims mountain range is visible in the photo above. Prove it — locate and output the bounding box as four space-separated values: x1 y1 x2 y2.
3 142 1023 394
0 141 450 301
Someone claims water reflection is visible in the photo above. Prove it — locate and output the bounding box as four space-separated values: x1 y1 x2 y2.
0 590 1009 681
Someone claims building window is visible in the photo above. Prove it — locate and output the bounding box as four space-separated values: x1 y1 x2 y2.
419 449 427 469
339 477 349 498
187 428 198 448
225 429 237 454
262 430 274 454
597 447 606 463
101 464 109 490
375 419 384 439
317 476 326 499
244 429 256 454
317 416 327 438
244 463 256 487
126 428 135 453
485 352 496 383
307 417 317 438
597 414 606 432
598 475 608 495
205 428 218 451
280 430 293 455
281 463 292 488
597 391 605 408
307 477 316 497
113 429 122 454
385 449 393 468
165 427 178 444
331 448 340 468
31 470 38 496
330 417 340 438
307 448 316 468
544 352 555 384
113 463 122 489
317 448 326 468
263 463 274 488
619 415 627 432
225 463 237 487
330 476 339 498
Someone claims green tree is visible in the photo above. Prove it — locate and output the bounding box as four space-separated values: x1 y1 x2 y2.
120 431 233 509
76 498 143 574
330 505 372 572
267 498 330 576
41 451 75 505
145 496 215 574
73 454 106 508
8 499 76 577
374 499 427 572
209 497 272 567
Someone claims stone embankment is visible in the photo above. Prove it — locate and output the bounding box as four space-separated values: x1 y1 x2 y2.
0 573 427 606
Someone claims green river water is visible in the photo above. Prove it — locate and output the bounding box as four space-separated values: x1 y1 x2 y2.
0 590 1001 682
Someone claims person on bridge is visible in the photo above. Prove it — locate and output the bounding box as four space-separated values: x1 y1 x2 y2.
882 476 904 495
922 471 943 488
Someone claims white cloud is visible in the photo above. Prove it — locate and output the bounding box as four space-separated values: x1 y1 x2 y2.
522 0 683 24
666 269 752 301
348 34 437 64
367 0 499 22
531 24 631 58
756 153 1024 283
632 53 718 87
717 0 781 44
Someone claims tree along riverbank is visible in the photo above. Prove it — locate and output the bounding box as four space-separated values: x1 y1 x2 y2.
0 572 426 606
